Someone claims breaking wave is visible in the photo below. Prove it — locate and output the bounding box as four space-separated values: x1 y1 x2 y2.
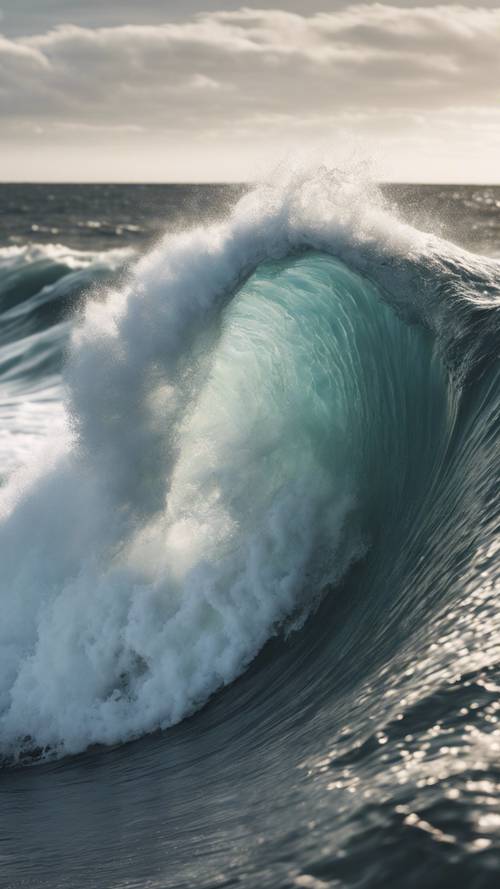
0 167 498 768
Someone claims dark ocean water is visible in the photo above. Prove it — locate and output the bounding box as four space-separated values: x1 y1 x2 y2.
2 183 500 256
0 176 499 889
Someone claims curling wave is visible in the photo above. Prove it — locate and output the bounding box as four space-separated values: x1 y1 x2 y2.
0 168 498 767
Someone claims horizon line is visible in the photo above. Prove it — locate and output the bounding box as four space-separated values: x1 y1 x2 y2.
1 180 500 188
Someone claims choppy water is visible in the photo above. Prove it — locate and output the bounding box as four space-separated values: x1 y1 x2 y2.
0 171 499 888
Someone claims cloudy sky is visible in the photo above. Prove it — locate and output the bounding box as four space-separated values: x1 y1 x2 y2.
1 1 499 182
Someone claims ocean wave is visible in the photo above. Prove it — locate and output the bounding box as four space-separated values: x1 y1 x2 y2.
0 242 132 479
0 166 498 764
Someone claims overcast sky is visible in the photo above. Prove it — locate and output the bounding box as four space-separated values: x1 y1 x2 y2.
1 2 499 182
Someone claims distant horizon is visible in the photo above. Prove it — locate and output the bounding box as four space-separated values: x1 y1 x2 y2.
2 179 500 187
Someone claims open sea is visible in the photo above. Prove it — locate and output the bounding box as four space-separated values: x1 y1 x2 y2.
0 174 499 888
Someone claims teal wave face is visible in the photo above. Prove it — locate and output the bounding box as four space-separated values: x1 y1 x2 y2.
211 252 451 535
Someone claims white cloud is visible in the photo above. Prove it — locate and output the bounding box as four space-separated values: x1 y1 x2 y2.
0 6 499 127
1 5 499 180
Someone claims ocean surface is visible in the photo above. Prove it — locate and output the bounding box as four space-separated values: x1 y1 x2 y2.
0 173 499 888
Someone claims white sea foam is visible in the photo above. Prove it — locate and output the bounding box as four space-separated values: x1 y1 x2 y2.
0 242 131 272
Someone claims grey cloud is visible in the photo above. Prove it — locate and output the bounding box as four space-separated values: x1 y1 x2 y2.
8 2 493 38
1 5 500 136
